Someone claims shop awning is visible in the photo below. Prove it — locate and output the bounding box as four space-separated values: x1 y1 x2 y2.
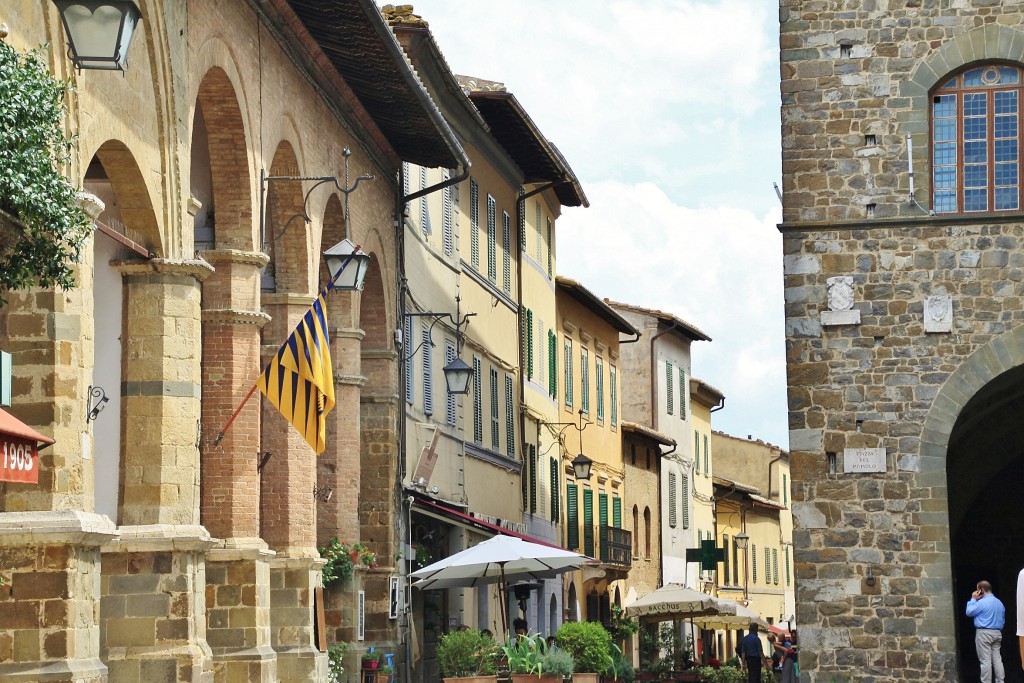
411 496 568 552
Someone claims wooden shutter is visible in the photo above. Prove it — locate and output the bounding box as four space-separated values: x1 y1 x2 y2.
529 444 537 513
704 434 709 474
518 188 526 252
487 194 496 282
566 484 579 549
580 347 590 413
752 543 757 583
550 457 560 522
470 180 480 269
596 357 604 421
548 331 557 398
610 365 617 426
773 548 779 585
783 474 788 505
786 547 791 585
681 473 690 529
694 432 700 474
722 534 730 582
445 339 456 426
583 488 594 557
505 374 514 456
472 356 482 443
599 492 608 527
666 361 673 415
535 202 542 262
612 496 622 528
490 367 499 450
502 211 511 293
404 316 414 405
442 169 454 256
419 166 431 234
526 310 534 379
421 323 433 416
668 472 677 528
546 218 552 276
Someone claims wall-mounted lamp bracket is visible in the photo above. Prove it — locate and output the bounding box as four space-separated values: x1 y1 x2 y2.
86 385 109 422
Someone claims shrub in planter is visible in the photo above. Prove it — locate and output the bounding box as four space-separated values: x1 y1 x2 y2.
362 653 380 670
320 537 377 587
503 633 548 678
609 648 635 683
554 622 614 676
541 648 573 679
436 629 499 681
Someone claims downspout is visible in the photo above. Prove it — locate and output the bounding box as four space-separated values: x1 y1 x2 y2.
648 321 681 432
767 451 784 502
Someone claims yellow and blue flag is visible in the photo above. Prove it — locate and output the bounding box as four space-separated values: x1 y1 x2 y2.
257 287 335 454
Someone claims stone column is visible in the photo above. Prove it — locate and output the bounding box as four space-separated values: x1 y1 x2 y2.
260 294 327 682
198 250 276 682
97 259 215 682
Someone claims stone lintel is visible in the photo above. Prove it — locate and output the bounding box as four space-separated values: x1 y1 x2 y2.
202 309 272 327
362 349 398 361
207 536 276 562
0 510 117 547
335 373 367 387
199 249 271 268
114 258 215 282
101 524 216 553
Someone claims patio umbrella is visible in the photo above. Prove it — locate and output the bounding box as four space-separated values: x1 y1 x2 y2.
410 534 588 636
689 598 770 630
625 583 728 620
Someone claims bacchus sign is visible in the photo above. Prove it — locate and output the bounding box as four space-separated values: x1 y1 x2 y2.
0 407 53 484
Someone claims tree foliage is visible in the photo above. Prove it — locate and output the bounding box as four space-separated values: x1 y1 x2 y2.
0 41 91 304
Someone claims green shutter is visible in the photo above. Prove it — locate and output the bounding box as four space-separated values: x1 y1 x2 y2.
612 496 622 528
527 309 534 379
567 485 579 549
681 473 690 529
786 547 791 585
564 338 573 407
583 488 594 557
666 361 674 415
752 544 757 583
704 435 709 475
522 455 528 510
470 179 480 269
694 432 700 474
599 493 608 527
550 457 560 522
529 444 537 514
773 548 779 585
548 331 557 398
596 358 604 421
668 472 677 528
473 356 483 443
610 366 617 426
679 367 686 418
783 474 788 505
723 534 730 582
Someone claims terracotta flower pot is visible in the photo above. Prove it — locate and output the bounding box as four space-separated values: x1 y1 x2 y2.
574 673 600 683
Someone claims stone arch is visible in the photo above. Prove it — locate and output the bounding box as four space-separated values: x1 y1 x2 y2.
85 140 163 257
264 141 310 294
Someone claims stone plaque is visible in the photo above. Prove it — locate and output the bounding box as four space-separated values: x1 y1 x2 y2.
843 447 886 473
924 294 952 333
821 276 861 326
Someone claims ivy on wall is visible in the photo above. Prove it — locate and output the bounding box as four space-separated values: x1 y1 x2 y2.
0 41 90 304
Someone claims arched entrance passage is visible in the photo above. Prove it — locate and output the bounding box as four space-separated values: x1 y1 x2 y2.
948 366 1024 683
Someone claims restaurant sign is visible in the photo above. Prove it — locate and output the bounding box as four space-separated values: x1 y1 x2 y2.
1 434 37 483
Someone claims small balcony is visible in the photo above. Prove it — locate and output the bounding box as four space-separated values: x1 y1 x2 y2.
597 526 632 567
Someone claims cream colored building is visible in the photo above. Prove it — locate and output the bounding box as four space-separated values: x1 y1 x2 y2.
689 378 724 594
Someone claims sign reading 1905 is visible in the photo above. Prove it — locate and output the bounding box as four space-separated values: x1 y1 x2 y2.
1 436 38 483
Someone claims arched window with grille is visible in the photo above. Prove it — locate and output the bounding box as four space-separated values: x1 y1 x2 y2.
933 64 1023 213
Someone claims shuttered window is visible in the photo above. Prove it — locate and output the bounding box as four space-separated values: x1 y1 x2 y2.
518 188 526 252
549 331 558 398
668 472 677 528
442 169 454 256
505 374 515 457
526 310 534 379
733 538 740 586
472 356 482 443
490 367 499 450
786 547 791 585
564 336 573 408
704 434 709 475
752 544 758 583
773 548 779 585
470 180 480 269
546 218 553 277
421 323 433 416
612 496 622 528
766 547 771 585
535 202 542 262
486 195 496 283
610 365 617 427
694 431 701 474
419 166 431 234
550 457 560 522
445 339 457 426
722 534 730 582
522 451 528 510
783 473 789 506
566 484 579 549
529 444 537 513
580 347 590 414
502 210 511 293
596 357 604 421
666 361 674 415
681 473 690 529
537 319 545 387
679 367 686 418
583 488 595 557
404 316 414 405
402 162 410 197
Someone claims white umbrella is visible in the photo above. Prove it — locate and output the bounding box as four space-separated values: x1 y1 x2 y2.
410 534 588 635
690 598 770 630
625 583 728 620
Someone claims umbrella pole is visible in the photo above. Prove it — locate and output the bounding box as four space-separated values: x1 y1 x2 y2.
499 563 509 640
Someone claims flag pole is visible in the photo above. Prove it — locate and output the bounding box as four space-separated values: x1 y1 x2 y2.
209 248 361 449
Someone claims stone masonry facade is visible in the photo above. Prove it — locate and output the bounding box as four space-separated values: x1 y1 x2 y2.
781 2 1024 681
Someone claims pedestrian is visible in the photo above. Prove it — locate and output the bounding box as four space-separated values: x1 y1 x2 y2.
777 639 797 683
967 580 1006 683
739 623 768 683
512 618 528 637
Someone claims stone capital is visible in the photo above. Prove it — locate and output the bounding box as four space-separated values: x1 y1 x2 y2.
114 257 216 282
102 523 216 553
202 308 273 327
199 248 270 268
207 535 276 562
0 510 117 547
262 292 318 308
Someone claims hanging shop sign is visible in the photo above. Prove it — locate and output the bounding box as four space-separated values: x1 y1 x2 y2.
0 407 53 484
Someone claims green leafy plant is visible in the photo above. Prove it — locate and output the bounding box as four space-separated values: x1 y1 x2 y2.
609 645 635 683
436 629 499 679
0 41 91 304
503 633 548 675
554 622 613 674
320 537 377 586
328 642 349 681
540 648 573 678
607 605 639 642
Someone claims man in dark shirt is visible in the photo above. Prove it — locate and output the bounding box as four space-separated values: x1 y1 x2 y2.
739 623 767 683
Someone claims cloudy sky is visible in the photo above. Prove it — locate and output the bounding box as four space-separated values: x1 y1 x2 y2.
401 1 787 448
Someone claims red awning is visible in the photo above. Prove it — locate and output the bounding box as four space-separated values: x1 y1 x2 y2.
412 496 567 552
0 408 53 445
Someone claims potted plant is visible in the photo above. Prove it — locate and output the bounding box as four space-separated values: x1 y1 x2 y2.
375 664 393 683
321 537 378 587
362 653 380 670
554 622 614 683
504 633 565 683
541 647 574 681
608 647 635 683
436 629 500 683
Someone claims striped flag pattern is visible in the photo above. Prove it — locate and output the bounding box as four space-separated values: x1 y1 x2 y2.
258 286 336 454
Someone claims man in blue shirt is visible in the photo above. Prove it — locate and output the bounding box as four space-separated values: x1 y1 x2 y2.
966 580 1006 683
739 623 767 683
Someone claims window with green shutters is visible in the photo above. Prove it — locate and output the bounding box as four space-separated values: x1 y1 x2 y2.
486 194 496 282
596 357 604 421
765 547 771 584
666 361 674 415
518 188 526 253
548 331 557 399
535 202 542 262
722 534 730 582
502 211 511 293
732 537 740 585
679 367 686 418
473 356 482 443
580 347 590 414
681 473 690 529
583 488 594 557
785 547 791 585
550 457 560 522
546 218 553 277
703 434 709 475
667 472 677 528
599 492 608 529
752 543 757 583
773 548 779 585
612 496 621 528
526 310 534 379
564 336 573 408
470 180 480 269
490 367 499 450
610 365 617 426
529 444 537 513
783 473 788 506
566 484 579 549
522 453 528 510
505 374 515 457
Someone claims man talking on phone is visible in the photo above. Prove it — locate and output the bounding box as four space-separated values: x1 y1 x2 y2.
967 580 1006 683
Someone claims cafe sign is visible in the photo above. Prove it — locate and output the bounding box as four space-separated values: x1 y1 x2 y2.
0 407 53 484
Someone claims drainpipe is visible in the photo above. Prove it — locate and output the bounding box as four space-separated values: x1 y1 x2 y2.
767 451 783 501
648 321 681 432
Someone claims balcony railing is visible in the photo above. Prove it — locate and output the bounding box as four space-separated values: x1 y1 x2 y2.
598 526 632 567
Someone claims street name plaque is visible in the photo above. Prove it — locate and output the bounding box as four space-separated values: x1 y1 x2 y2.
843 447 886 474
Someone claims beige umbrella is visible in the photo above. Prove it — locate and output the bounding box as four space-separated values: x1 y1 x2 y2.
625 584 729 620
689 598 770 630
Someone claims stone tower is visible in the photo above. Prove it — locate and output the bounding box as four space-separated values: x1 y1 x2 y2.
781 2 1024 681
